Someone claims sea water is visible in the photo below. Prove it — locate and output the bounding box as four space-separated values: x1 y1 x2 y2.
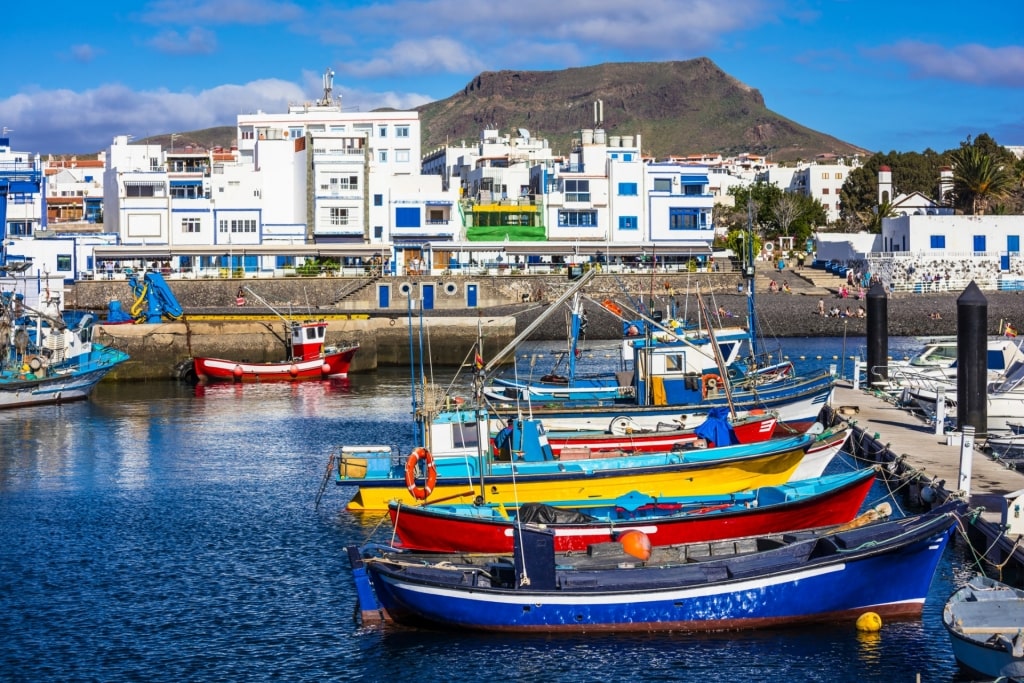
0 338 989 682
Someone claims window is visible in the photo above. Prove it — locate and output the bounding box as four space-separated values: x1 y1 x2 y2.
835 172 843 180
378 150 388 163
328 175 359 191
396 125 410 138
373 226 383 239
973 235 986 252
395 149 410 163
683 184 702 196
57 255 72 271
558 210 597 227
378 125 388 137
289 127 303 139
669 207 700 230
374 194 383 207
623 153 633 161
653 178 672 192
330 208 349 226
930 235 946 249
618 182 638 196
395 207 421 228
822 172 830 179
619 216 638 230
665 354 683 372
125 183 156 197
182 217 201 233
822 188 830 194
564 179 590 202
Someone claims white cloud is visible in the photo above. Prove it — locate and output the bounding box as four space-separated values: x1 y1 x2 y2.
340 38 486 78
139 0 306 25
868 41 1024 88
0 79 309 153
70 44 101 63
148 27 219 55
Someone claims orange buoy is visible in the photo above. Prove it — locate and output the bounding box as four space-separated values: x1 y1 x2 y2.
288 364 298 377
232 365 244 379
321 363 332 374
404 447 437 500
618 530 652 561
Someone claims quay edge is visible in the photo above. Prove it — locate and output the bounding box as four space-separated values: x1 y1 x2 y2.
94 316 517 381
824 386 1024 586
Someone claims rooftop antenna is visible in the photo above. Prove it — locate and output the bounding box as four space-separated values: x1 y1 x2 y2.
319 68 335 106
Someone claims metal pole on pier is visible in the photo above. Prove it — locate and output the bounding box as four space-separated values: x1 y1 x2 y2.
958 425 976 499
865 281 888 388
957 282 988 438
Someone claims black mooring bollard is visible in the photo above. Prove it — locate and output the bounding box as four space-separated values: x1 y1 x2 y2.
957 281 988 437
865 282 888 388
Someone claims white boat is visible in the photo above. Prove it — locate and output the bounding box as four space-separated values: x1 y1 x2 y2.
943 574 1024 681
881 337 1024 394
0 290 129 409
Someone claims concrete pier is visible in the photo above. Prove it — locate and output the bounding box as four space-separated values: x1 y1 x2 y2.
830 383 1024 584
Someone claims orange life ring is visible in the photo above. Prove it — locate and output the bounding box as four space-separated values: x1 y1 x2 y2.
702 373 723 399
404 447 437 500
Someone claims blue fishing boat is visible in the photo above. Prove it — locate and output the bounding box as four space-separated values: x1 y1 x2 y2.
349 501 962 631
0 289 129 409
943 574 1024 681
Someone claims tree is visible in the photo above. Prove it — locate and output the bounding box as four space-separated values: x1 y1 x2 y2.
772 193 803 239
950 143 1016 215
725 182 825 246
838 150 945 230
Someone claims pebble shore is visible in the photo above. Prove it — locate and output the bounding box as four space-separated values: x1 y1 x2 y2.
508 289 1023 340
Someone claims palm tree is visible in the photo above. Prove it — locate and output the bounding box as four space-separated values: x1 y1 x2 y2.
857 199 896 233
950 145 1015 215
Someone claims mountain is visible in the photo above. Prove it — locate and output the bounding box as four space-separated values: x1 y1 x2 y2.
138 59 866 161
416 59 867 161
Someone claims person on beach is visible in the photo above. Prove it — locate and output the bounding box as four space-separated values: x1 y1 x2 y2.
817 298 825 316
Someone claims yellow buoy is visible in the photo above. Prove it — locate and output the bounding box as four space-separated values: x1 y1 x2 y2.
856 611 882 632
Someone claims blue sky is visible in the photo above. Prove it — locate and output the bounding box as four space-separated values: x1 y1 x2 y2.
2 0 1022 156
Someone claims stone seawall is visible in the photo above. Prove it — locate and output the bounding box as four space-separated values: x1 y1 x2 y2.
95 316 517 381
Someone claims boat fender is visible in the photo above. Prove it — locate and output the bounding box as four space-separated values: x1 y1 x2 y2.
321 363 332 375
702 373 723 399
404 447 437 500
288 364 298 377
389 318 396 326
232 365 244 379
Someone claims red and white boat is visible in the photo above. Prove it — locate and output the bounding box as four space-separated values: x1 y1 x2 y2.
193 320 358 383
545 410 778 457
386 466 879 554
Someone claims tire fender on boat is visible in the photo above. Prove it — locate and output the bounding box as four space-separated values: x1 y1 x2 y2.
404 447 437 500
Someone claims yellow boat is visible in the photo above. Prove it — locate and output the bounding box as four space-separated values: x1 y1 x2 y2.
338 432 813 512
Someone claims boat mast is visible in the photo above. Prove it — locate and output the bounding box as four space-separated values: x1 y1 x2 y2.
743 200 759 360
480 268 596 378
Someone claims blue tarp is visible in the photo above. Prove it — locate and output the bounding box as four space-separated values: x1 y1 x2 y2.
694 407 737 446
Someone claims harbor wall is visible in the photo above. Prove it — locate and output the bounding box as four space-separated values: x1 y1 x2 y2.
95 316 517 381
70 274 1024 340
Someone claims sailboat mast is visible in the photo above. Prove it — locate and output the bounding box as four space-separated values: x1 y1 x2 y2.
744 200 759 360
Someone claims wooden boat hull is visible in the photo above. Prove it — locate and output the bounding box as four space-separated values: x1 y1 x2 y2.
194 344 358 382
943 575 1024 680
387 468 877 553
342 436 812 512
352 504 959 632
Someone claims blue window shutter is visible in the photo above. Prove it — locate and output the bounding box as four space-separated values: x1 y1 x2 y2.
395 207 421 227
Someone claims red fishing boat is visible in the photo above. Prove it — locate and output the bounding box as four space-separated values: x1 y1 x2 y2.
545 410 778 457
386 467 879 553
193 319 358 383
